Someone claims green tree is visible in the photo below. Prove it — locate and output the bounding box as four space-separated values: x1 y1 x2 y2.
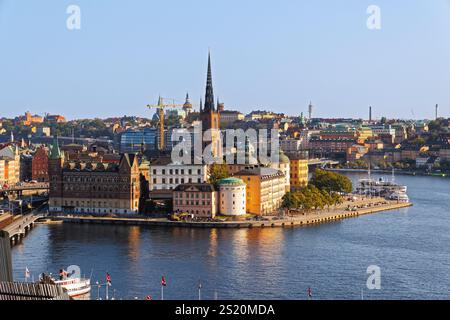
309 169 353 194
208 164 230 186
282 192 298 210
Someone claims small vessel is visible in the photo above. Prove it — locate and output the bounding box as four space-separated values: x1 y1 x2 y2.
40 271 91 298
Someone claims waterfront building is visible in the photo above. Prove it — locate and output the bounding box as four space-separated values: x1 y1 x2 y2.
173 183 218 218
149 156 208 191
289 155 309 192
218 177 246 216
48 137 140 214
234 165 286 215
32 146 49 182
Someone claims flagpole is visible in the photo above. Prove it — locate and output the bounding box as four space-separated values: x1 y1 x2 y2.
106 282 109 300
161 285 164 301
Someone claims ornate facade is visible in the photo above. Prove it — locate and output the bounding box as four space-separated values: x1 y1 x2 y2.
48 137 140 214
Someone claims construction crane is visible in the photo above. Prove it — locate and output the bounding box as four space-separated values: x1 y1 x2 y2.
146 97 184 151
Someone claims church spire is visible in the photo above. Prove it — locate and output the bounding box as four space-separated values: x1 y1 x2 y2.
49 135 62 159
204 52 215 112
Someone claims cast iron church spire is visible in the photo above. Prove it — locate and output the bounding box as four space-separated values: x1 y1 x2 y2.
204 52 215 112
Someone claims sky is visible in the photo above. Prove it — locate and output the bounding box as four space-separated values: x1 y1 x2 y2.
0 0 449 120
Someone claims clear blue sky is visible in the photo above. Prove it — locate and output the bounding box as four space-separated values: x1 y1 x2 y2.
1 0 449 120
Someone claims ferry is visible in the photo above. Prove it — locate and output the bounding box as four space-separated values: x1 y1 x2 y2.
40 271 91 298
356 169 409 202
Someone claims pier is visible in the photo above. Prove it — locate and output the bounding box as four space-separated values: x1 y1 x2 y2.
55 201 412 229
1 214 43 246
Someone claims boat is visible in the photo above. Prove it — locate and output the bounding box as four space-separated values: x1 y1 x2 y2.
40 271 91 298
356 168 409 202
388 191 410 202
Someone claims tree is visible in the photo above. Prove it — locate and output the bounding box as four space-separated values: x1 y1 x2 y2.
208 164 230 186
282 192 298 210
309 169 353 194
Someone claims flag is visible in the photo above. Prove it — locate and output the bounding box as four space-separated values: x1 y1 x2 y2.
106 272 112 285
161 276 167 287
307 287 312 298
25 267 30 279
146 295 153 300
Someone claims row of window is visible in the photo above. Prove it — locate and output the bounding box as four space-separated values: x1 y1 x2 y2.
174 200 211 206
153 178 202 184
152 168 202 175
174 193 211 199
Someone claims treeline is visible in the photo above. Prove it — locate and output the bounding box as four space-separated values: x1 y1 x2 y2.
282 169 352 211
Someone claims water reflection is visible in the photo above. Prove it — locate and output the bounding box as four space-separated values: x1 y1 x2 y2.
11 174 450 299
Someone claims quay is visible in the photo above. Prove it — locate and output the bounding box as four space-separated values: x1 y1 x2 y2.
54 201 412 229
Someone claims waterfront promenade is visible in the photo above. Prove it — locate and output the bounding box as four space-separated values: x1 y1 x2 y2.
53 199 412 229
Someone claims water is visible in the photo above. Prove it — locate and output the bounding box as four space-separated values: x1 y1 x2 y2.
11 173 450 300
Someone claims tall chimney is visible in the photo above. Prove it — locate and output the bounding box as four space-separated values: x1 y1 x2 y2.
369 106 372 123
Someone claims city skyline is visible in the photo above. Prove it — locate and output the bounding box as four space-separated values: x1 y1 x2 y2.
1 0 450 120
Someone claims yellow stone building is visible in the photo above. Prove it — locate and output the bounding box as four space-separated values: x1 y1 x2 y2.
289 156 309 192
235 166 286 216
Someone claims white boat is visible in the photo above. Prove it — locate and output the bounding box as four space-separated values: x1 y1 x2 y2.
53 277 91 298
40 272 91 298
356 168 409 202
388 191 410 203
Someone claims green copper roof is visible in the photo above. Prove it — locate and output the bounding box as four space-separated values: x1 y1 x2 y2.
49 136 62 159
218 177 245 186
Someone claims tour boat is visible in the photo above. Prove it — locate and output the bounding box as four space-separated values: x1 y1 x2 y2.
356 168 409 202
40 273 91 298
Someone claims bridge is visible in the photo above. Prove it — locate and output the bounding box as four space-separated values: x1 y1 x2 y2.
2 183 49 192
308 158 340 168
1 183 49 198
1 214 43 246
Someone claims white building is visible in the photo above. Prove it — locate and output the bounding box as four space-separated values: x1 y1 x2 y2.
149 157 208 191
218 177 246 216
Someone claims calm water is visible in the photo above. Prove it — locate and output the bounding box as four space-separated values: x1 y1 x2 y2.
11 173 450 300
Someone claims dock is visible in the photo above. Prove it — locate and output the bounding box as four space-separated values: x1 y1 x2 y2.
55 201 412 229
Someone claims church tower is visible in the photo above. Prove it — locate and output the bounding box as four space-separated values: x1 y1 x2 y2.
48 136 64 212
200 52 221 159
